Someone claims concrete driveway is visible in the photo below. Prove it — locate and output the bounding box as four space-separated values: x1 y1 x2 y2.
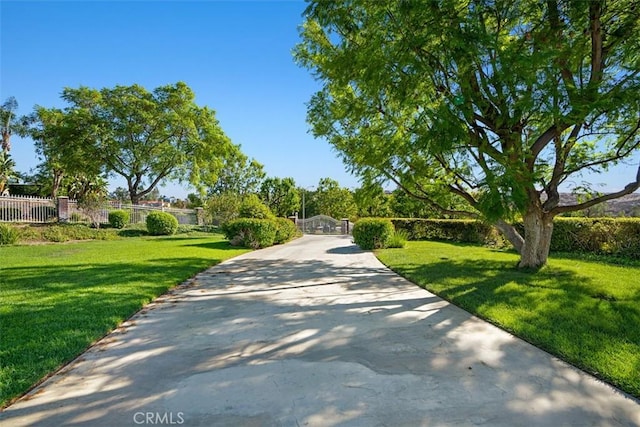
1 235 639 426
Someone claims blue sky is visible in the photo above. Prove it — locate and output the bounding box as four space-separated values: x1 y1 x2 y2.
1 0 358 198
1 0 638 199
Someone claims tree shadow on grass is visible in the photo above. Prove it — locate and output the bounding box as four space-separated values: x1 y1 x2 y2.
390 256 640 398
1 245 639 426
180 240 242 251
117 229 148 238
0 255 234 408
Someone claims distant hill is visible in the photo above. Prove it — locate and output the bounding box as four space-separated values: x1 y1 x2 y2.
559 192 640 217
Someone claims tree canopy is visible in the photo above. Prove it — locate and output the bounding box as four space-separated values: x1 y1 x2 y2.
1 97 20 154
33 82 238 204
260 177 301 217
207 149 266 196
306 177 357 220
296 0 640 268
1 97 24 194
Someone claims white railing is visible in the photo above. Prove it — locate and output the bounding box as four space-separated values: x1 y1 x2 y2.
0 195 57 223
103 202 198 225
0 195 199 225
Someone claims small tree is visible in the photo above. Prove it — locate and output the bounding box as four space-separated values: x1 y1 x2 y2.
0 152 17 195
1 97 26 193
78 191 108 228
1 97 23 154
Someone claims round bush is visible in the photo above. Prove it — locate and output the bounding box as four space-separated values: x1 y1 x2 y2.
0 223 18 245
274 217 298 244
108 210 130 229
146 211 179 236
222 218 277 249
353 218 395 250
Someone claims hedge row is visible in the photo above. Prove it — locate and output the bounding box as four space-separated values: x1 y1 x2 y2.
391 218 497 244
548 217 640 258
389 217 640 258
223 217 298 249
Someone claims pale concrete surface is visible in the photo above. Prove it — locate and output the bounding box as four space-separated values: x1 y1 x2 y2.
1 235 638 427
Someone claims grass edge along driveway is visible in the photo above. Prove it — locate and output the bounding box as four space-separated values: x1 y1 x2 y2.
0 234 249 408
377 240 640 400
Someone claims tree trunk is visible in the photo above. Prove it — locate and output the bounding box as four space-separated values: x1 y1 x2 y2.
1 130 10 153
518 209 554 269
51 170 64 198
494 219 524 253
128 182 140 205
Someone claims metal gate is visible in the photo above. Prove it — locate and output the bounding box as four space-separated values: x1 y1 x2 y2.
297 215 352 235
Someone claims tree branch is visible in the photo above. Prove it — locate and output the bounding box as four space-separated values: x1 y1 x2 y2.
384 170 478 218
552 162 640 215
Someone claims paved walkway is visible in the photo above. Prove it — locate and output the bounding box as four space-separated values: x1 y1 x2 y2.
1 235 639 426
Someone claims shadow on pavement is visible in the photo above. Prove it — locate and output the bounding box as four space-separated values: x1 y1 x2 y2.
1 235 638 426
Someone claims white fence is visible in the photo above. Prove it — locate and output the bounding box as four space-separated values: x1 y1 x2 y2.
0 195 200 225
100 202 199 225
0 195 57 223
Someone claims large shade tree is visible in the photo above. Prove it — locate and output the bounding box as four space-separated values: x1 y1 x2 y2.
52 82 236 204
296 0 640 268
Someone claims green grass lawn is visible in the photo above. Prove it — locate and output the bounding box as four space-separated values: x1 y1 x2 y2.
0 234 249 408
377 241 640 399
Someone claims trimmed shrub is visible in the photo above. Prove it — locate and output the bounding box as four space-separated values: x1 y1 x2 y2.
274 217 297 245
108 210 130 229
353 218 395 250
0 223 18 245
146 211 179 236
223 218 277 249
238 194 274 219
